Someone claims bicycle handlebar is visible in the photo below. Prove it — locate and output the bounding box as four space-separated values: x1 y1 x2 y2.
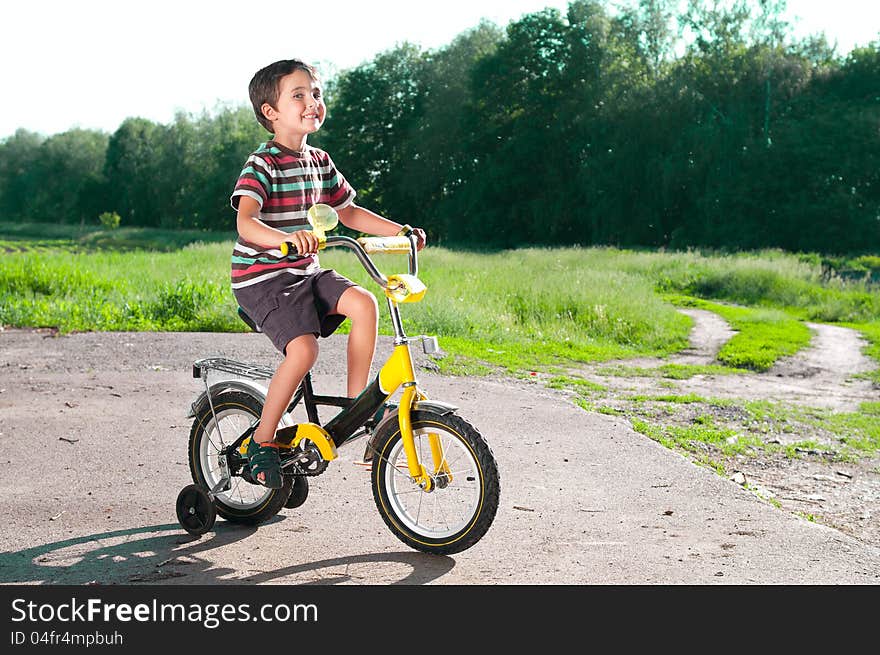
280 230 419 287
323 235 388 287
357 235 412 254
319 233 419 288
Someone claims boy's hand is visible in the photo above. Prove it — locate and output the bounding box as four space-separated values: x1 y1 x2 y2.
398 224 427 251
413 228 427 251
286 229 319 255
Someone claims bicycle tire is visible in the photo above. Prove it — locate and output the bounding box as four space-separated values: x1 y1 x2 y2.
370 409 500 555
188 390 291 524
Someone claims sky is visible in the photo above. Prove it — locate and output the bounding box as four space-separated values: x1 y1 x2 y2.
1 0 877 140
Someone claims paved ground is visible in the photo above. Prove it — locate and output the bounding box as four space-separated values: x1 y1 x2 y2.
1 328 878 585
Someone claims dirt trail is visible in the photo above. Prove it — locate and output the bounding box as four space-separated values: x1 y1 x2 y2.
679 317 876 412
675 308 738 364
582 309 877 412
560 309 880 545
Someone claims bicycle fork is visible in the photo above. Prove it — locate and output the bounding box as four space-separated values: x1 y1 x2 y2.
378 343 451 490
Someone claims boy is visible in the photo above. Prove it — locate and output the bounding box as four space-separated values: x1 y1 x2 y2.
230 59 426 488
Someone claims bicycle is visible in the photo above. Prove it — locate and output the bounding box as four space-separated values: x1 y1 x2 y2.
175 205 500 555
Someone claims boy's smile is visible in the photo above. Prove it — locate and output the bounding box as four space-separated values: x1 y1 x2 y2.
263 69 326 148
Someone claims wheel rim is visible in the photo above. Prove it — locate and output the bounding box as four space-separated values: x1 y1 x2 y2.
381 425 482 540
198 407 272 510
176 485 216 535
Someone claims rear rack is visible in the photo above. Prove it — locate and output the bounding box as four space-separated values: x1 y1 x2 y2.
192 357 275 380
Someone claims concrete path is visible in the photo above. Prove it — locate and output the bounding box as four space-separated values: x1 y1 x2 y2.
0 329 878 584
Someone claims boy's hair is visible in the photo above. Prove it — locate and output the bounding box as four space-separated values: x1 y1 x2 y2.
248 59 321 133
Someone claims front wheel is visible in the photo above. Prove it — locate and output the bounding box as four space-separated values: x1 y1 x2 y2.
370 410 500 555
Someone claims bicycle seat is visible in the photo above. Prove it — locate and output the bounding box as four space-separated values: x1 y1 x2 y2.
237 307 261 333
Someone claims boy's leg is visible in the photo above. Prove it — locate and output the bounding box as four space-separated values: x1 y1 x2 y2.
332 286 379 397
254 334 319 443
249 334 318 486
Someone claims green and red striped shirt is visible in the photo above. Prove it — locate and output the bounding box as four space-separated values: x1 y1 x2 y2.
230 141 356 289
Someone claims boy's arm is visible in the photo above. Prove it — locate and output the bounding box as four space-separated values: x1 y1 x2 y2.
236 196 319 254
337 203 426 250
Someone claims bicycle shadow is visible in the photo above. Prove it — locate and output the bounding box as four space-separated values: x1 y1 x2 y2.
0 516 455 586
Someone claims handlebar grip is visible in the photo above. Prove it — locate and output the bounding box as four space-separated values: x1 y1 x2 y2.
280 232 325 257
357 236 412 254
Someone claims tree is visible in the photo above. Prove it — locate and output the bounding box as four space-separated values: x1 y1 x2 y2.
0 129 44 221
32 129 109 224
103 118 166 226
317 43 428 224
412 21 503 243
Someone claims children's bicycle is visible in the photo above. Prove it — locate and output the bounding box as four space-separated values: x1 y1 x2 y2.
175 206 500 555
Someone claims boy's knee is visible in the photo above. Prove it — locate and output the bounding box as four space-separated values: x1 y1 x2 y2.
284 334 319 364
341 287 378 321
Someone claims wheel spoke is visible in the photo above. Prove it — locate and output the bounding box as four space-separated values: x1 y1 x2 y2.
445 466 477 479
228 476 245 503
197 403 272 511
380 422 484 540
388 488 425 496
205 429 223 458
429 485 445 532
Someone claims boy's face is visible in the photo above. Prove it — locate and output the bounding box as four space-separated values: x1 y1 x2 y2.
263 69 325 137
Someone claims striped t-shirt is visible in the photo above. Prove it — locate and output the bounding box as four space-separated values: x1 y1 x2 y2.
229 141 356 290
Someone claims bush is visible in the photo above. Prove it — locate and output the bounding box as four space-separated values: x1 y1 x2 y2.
98 211 121 229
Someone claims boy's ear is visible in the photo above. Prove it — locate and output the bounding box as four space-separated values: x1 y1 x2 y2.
260 102 276 123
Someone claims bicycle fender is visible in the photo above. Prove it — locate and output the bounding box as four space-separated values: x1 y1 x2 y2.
412 400 458 415
373 400 458 432
187 381 295 429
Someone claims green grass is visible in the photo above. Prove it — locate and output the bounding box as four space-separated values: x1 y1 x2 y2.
742 400 880 457
2 225 879 378
1 237 697 372
859 401 880 416
332 246 695 372
840 322 880 384
0 243 242 332
626 393 709 404
545 375 607 393
637 247 880 323
628 416 763 468
595 362 750 378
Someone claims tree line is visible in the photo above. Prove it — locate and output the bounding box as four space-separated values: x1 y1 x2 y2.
1 0 878 254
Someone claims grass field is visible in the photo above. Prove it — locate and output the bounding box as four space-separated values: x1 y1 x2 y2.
2 222 880 377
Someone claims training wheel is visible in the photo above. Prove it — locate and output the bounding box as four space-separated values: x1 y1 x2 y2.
284 475 309 509
176 484 217 536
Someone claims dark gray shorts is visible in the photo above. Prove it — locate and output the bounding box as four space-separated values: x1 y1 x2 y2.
233 269 357 354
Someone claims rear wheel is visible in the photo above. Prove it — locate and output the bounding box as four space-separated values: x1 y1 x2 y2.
188 390 291 524
371 410 500 555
